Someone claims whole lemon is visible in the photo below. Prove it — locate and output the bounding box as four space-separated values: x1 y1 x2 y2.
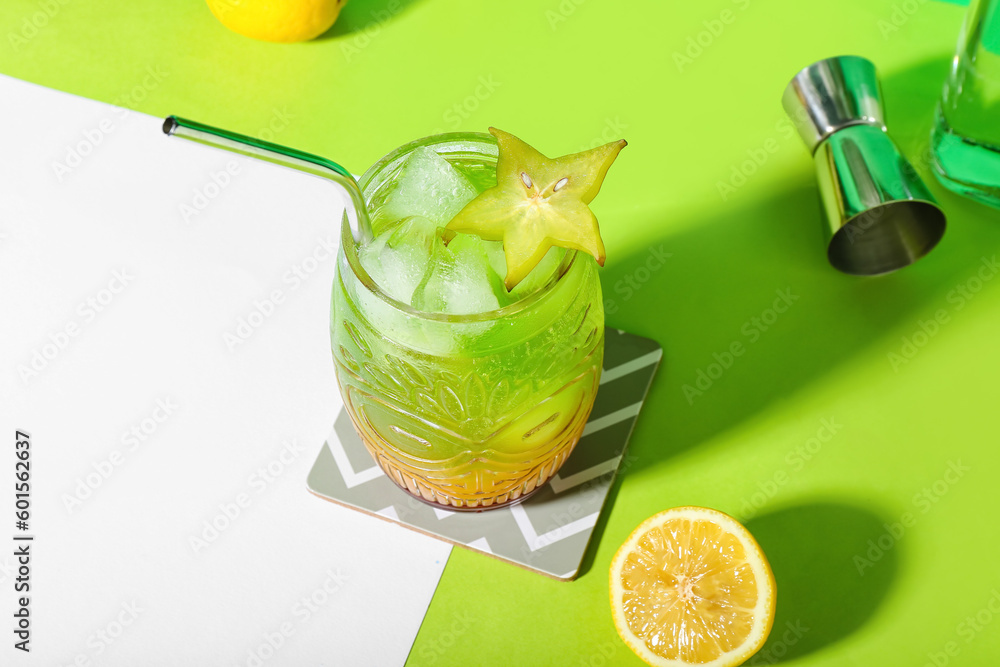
206 0 347 43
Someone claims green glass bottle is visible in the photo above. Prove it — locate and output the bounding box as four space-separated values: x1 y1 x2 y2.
932 0 1000 206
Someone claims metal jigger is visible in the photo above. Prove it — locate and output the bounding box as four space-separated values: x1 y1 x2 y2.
783 56 946 275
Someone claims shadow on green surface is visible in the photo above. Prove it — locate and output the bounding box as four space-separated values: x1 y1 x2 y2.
744 502 898 664
576 474 624 579
600 56 1000 480
319 0 422 39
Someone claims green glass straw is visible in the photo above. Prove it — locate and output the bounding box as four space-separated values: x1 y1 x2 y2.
162 116 373 244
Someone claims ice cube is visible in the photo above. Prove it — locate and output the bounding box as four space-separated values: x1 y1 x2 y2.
358 234 389 289
379 245 429 304
381 147 478 226
387 215 439 250
411 233 501 315
468 239 566 303
359 216 439 304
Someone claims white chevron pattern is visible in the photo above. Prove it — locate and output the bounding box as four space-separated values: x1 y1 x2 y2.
376 506 399 520
549 457 621 494
468 537 493 554
601 350 662 384
328 438 384 488
509 504 599 551
581 402 643 437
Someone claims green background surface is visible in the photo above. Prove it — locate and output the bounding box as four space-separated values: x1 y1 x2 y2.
5 0 1000 665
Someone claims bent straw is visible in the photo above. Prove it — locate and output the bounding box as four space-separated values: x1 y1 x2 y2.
163 115 373 244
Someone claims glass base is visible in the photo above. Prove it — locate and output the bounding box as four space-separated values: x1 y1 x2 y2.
380 469 548 513
931 110 1000 209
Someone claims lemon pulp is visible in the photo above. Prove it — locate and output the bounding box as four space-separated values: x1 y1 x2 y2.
610 507 775 667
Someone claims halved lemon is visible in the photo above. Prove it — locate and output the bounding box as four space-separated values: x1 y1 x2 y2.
609 507 776 667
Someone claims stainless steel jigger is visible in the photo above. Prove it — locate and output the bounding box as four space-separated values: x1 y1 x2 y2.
783 55 946 275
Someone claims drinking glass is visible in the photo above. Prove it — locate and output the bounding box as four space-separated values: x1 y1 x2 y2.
330 133 605 510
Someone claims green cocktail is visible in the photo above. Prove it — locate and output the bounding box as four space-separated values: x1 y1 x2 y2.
331 132 607 510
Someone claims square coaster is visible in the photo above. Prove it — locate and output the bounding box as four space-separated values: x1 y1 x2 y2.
306 328 662 580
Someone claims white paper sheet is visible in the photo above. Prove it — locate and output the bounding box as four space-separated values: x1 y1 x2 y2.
0 74 451 667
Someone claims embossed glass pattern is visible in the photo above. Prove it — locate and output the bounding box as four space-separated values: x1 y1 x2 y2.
331 134 604 510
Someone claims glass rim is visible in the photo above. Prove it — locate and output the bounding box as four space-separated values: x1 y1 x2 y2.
341 131 579 324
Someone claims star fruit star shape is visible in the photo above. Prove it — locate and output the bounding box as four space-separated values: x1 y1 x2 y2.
445 127 626 290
